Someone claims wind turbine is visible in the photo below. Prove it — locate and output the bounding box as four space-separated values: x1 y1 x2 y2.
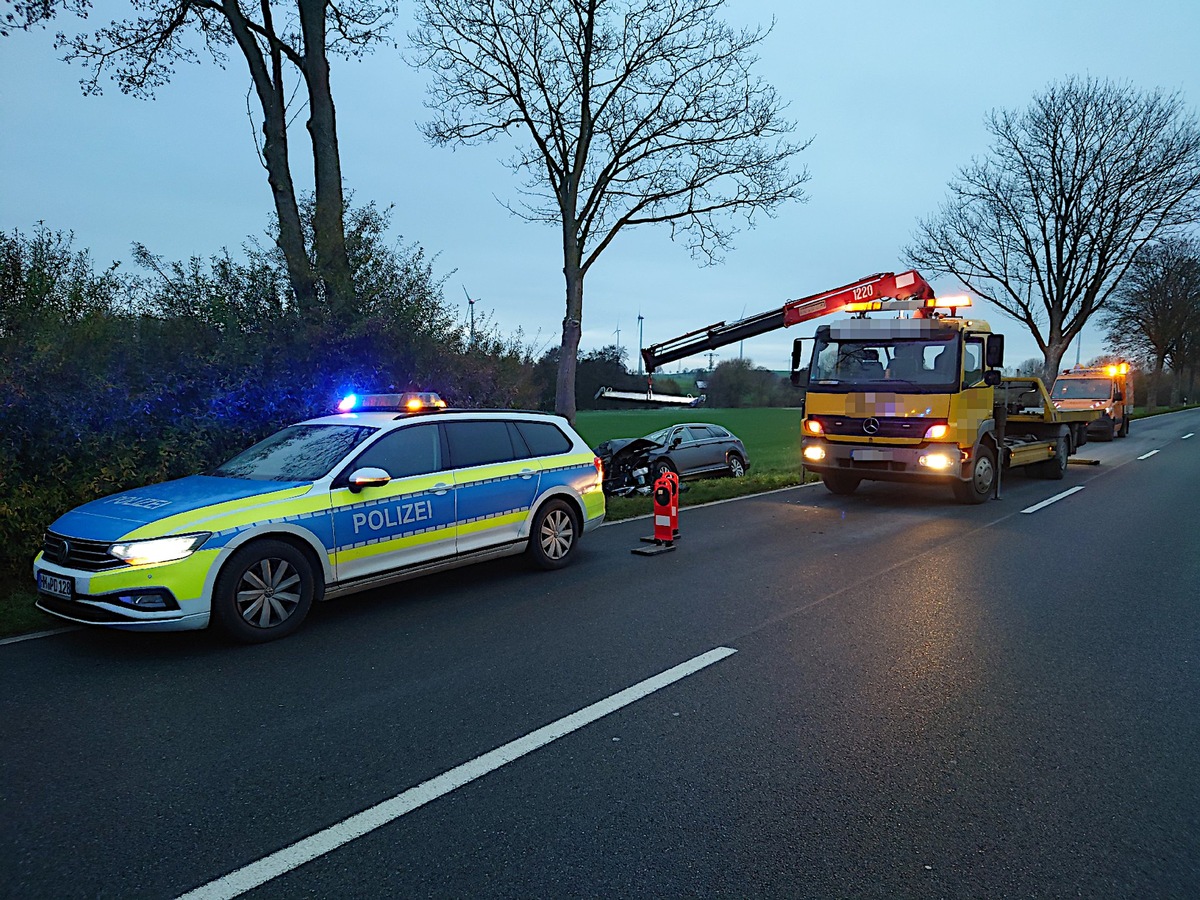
461 285 477 343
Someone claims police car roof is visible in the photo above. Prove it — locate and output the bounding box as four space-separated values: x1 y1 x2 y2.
302 408 568 427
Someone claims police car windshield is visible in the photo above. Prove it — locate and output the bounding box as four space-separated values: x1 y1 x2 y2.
1052 378 1110 400
213 424 377 481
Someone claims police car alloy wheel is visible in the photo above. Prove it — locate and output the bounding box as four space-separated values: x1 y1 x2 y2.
213 540 317 643
528 500 579 570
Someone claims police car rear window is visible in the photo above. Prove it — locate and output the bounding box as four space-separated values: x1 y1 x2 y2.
444 420 517 468
213 425 376 481
515 421 572 456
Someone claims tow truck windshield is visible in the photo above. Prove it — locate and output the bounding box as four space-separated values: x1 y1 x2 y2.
1052 378 1111 400
809 333 960 393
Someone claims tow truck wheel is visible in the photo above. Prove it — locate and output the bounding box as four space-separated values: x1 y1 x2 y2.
1096 419 1115 442
1037 435 1069 480
1118 415 1130 438
952 445 995 504
822 471 861 495
212 540 317 643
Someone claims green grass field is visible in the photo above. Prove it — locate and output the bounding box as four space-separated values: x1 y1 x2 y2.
575 407 813 522
575 407 806 473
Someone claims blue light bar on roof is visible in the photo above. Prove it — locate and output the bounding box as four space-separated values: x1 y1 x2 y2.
336 392 446 413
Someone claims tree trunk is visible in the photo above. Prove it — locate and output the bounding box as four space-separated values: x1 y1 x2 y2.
298 0 352 317
221 0 316 309
1150 353 1166 412
555 241 584 423
1042 341 1069 384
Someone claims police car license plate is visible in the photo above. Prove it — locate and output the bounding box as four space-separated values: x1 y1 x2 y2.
851 448 894 461
38 572 73 600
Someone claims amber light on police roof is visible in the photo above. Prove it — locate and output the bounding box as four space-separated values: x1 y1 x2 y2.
337 392 447 412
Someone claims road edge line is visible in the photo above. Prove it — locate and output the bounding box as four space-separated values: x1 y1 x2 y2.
176 646 738 900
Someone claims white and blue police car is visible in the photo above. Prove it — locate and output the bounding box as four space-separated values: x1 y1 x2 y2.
33 394 606 642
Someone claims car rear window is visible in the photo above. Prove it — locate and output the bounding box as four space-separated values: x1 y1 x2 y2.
445 420 517 468
514 421 573 456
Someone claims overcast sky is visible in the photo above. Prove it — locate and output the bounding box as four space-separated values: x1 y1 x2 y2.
3 0 1200 375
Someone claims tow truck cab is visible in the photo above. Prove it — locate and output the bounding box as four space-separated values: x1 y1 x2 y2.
1051 364 1133 441
796 315 1101 503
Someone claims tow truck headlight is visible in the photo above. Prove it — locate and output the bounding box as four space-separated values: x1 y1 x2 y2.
804 419 823 435
803 445 826 462
918 452 954 470
109 533 210 566
924 423 950 440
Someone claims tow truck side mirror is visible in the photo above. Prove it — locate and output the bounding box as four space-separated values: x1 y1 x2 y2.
790 338 806 386
986 335 1005 368
983 370 1002 386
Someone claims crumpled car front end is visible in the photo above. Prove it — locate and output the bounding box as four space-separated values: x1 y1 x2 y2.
593 438 660 496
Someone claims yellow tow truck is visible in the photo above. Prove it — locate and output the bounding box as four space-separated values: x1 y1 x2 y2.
640 270 1103 504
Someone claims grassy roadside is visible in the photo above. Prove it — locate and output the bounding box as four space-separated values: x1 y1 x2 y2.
0 586 59 639
575 407 813 523
1131 402 1200 418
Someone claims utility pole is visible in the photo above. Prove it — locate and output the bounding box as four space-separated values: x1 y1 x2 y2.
707 350 718 370
637 313 645 375
461 285 477 343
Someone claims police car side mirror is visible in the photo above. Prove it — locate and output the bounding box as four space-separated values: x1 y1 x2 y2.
983 370 1001 386
348 467 391 493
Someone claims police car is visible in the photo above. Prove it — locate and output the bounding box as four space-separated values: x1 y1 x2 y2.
33 394 606 642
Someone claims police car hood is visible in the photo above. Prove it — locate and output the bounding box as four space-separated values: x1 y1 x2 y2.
50 475 310 542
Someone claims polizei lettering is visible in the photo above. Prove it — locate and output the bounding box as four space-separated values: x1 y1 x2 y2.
352 499 434 535
107 495 172 510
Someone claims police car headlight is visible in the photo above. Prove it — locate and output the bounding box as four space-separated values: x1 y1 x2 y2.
110 533 211 566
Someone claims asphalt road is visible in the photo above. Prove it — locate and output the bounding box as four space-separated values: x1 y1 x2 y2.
3 409 1198 899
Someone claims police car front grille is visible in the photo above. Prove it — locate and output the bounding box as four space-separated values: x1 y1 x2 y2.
42 532 125 571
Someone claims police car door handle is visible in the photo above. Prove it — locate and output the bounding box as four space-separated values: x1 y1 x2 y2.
432 483 450 496
520 468 535 479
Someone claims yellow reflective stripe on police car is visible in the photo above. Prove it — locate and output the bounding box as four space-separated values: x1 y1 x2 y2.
331 471 459 579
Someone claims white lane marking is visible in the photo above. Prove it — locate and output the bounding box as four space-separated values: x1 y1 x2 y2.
177 646 738 900
0 626 81 646
1137 449 1160 460
1021 486 1085 514
1183 433 1194 440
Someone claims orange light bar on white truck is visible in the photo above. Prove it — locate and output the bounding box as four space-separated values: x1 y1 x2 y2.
925 294 971 309
842 294 973 314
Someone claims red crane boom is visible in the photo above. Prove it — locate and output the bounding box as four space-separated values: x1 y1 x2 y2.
640 270 935 373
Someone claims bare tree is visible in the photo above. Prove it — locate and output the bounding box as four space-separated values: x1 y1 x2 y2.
1100 237 1200 410
1 0 85 35
56 0 399 315
909 77 1200 377
409 0 808 421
